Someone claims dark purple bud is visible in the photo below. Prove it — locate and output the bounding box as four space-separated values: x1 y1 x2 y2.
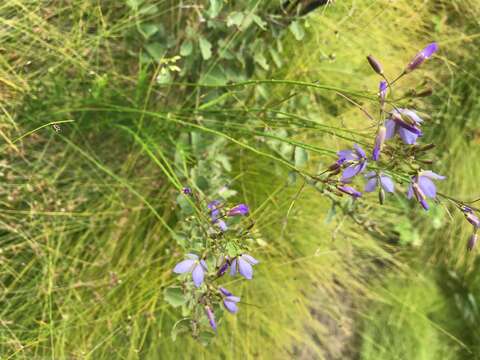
182 187 192 195
227 204 249 216
467 233 478 251
337 185 362 199
367 55 384 75
217 260 230 277
406 42 438 73
205 306 217 332
465 212 480 228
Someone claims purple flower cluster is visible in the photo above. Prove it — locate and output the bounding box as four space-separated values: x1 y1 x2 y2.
172 193 258 333
332 43 446 211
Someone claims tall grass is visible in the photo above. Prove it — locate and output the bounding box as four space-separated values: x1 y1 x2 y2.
0 0 478 359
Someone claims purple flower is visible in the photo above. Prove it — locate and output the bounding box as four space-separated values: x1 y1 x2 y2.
464 211 480 228
385 109 423 145
173 254 208 287
364 171 394 193
227 204 249 216
372 125 387 161
208 200 228 231
337 185 362 199
337 144 368 181
379 81 387 109
205 306 217 332
406 42 438 73
230 254 259 280
182 187 192 195
217 257 230 276
467 233 478 251
407 171 446 210
219 287 241 313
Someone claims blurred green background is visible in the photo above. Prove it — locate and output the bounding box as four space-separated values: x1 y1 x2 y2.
0 0 479 358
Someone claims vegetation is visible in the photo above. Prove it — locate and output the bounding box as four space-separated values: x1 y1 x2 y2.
0 0 479 359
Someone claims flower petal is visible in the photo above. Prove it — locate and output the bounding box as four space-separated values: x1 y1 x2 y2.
241 254 259 265
173 259 195 274
238 257 253 280
422 42 438 58
192 263 205 287
365 171 376 179
337 150 357 161
398 127 419 145
365 178 377 193
380 175 395 193
418 176 437 198
420 171 446 180
230 259 237 276
354 144 366 158
385 120 396 139
341 164 362 181
400 109 423 124
219 287 232 296
223 299 238 313
407 184 414 199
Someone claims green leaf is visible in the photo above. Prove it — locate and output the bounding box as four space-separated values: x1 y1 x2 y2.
251 14 267 30
180 40 193 56
144 42 165 60
164 287 188 308
253 51 269 70
295 147 308 167
138 4 159 15
227 12 244 27
269 46 283 68
198 37 212 60
289 21 305 41
139 23 158 39
126 0 143 10
171 319 190 341
207 0 222 18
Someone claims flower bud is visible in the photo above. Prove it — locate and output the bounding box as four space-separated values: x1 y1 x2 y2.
405 43 438 73
465 212 480 228
372 125 386 161
415 88 433 97
205 306 217 332
227 204 249 216
367 55 384 75
467 233 478 251
378 187 385 205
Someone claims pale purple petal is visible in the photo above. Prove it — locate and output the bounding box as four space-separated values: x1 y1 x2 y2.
337 150 356 161
365 171 376 179
238 257 253 280
354 144 366 158
230 259 237 276
407 184 414 199
365 178 377 193
398 127 419 145
223 299 239 313
400 109 423 124
241 254 259 265
418 176 437 198
200 260 208 270
420 171 446 180
227 204 249 216
205 307 217 332
380 175 395 193
385 120 396 139
192 263 205 287
173 259 195 274
420 198 430 210
341 164 362 181
216 219 228 232
422 42 438 58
